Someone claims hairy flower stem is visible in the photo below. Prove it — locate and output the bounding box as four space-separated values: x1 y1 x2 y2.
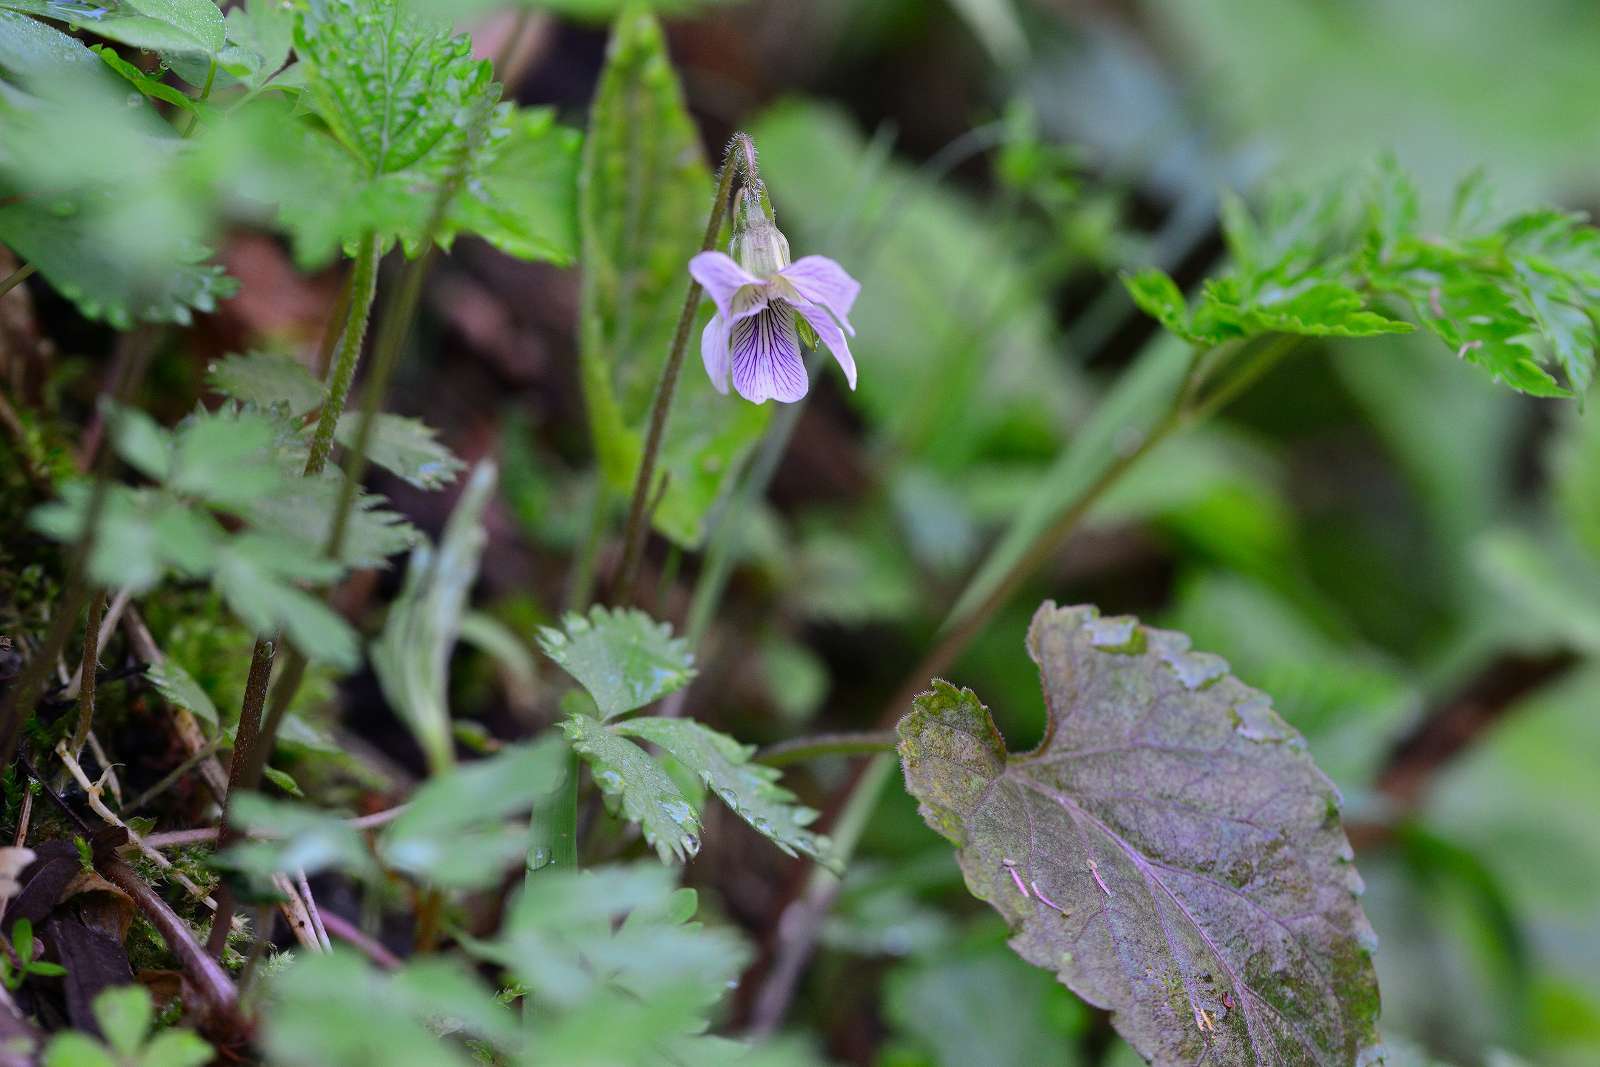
68 589 106 758
305 235 382 479
214 238 380 949
615 134 760 602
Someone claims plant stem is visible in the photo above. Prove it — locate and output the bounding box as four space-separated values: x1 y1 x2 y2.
614 135 755 601
68 589 106 757
305 235 382 479
207 637 276 959
0 264 35 299
748 752 895 1036
755 730 897 768
566 479 610 612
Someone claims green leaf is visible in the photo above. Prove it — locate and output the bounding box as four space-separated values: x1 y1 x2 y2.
561 712 700 863
213 533 358 669
221 0 294 92
136 1030 214 1067
479 863 747 1012
440 105 580 264
10 919 32 966
223 793 378 881
335 413 463 491
236 467 417 570
1123 269 1198 345
613 716 831 864
536 605 694 719
577 6 768 547
884 933 1089 1067
372 463 495 771
206 350 323 415
91 985 151 1057
0 197 236 329
0 11 236 327
30 484 221 593
378 740 565 889
2 0 225 57
263 951 515 1067
42 1033 116 1067
261 766 303 797
91 44 198 113
282 0 577 268
897 603 1381 1065
167 408 283 508
145 658 220 727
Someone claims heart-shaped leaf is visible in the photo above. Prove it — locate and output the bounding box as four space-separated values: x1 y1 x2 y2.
898 602 1381 1066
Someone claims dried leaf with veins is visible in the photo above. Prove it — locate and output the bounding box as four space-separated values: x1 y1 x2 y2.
897 602 1380 1066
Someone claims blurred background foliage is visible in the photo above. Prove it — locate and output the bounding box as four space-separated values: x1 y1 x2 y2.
5 0 1600 1064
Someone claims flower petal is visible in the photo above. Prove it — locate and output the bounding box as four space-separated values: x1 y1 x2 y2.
701 313 731 394
778 256 861 334
690 252 767 322
731 304 807 404
792 299 856 391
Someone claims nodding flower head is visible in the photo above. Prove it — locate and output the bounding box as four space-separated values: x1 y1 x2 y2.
690 189 860 405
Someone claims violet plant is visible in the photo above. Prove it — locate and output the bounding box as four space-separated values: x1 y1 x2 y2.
0 1 1594 1066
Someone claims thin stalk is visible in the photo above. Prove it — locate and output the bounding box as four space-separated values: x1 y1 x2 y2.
68 589 106 757
0 264 35 299
305 235 382 479
124 734 225 815
615 135 756 600
207 637 276 959
755 730 897 768
747 752 895 1036
566 479 610 612
219 233 380 934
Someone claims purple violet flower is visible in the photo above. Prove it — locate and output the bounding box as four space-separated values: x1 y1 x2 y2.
689 194 860 404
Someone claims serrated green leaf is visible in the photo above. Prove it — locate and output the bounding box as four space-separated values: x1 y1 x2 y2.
536 605 695 719
378 739 565 888
372 463 495 771
222 0 293 92
1122 269 1198 344
206 350 323 414
235 466 417 568
213 533 357 668
440 105 580 264
0 197 236 329
577 7 768 547
167 408 283 507
897 603 1381 1066
0 12 237 328
613 716 832 865
30 483 221 593
2 0 225 57
478 863 747 1014
335 412 463 491
561 713 700 863
145 658 219 727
